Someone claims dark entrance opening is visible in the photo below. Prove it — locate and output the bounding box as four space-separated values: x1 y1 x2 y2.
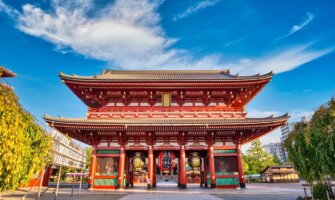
185 150 208 188
154 150 179 188
125 150 148 189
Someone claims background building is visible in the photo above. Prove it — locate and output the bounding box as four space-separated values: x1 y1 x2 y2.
264 143 286 163
280 122 295 144
279 116 310 163
261 165 299 183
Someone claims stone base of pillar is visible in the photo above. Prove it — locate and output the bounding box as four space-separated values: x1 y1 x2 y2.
88 184 93 189
240 183 246 188
147 184 153 189
180 184 187 189
211 183 216 188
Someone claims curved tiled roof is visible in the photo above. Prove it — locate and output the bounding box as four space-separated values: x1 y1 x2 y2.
0 66 16 78
59 70 273 82
44 113 289 126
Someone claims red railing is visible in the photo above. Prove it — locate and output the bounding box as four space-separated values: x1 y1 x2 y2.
89 106 243 113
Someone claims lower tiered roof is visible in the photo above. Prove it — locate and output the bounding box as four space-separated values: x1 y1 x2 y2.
44 114 289 145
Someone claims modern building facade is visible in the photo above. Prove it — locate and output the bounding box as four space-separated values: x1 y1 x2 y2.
280 116 309 163
281 122 295 143
44 70 288 190
264 142 286 163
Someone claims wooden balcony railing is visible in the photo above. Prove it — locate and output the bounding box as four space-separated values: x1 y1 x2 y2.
89 106 244 113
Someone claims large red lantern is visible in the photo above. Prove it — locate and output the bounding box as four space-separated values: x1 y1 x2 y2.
158 151 175 173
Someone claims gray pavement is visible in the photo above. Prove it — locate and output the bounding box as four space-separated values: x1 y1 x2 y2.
0 182 310 200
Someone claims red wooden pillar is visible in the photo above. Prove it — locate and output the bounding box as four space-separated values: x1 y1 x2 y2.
179 145 187 189
178 157 181 187
237 144 246 188
88 149 96 189
147 145 154 189
204 157 208 188
153 156 156 188
118 145 126 189
209 146 216 188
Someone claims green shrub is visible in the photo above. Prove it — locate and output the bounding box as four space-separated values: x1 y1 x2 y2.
312 183 329 200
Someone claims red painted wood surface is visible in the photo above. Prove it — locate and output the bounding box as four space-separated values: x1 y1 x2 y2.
118 145 126 188
209 146 216 186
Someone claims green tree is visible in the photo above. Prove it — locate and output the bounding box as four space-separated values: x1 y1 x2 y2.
242 154 250 175
272 154 282 165
243 140 275 175
284 97 335 199
0 82 52 191
86 147 92 169
285 122 315 183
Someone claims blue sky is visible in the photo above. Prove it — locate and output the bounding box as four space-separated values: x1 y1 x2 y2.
1 0 335 147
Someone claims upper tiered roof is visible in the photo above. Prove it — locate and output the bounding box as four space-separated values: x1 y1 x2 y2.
58 69 273 108
0 66 16 78
59 70 273 82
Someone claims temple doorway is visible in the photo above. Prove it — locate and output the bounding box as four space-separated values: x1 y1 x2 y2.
155 150 179 188
185 150 207 188
124 149 209 190
125 150 148 189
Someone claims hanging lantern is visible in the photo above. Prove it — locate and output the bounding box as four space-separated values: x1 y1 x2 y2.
188 152 202 172
132 152 145 172
158 151 175 173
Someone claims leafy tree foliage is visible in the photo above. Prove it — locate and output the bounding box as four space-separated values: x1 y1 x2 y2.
272 154 282 165
243 140 275 175
86 147 92 169
0 82 52 191
242 154 250 175
284 97 335 198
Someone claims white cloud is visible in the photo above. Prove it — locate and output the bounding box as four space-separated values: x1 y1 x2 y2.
229 44 333 75
247 110 281 118
173 0 221 21
0 0 18 17
247 109 313 123
0 0 333 74
288 110 313 122
276 12 314 41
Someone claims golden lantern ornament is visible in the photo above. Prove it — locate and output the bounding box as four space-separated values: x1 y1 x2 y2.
188 152 202 173
132 152 145 172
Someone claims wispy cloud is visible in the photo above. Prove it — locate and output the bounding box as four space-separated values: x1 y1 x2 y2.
228 44 333 74
0 1 333 75
173 0 221 21
248 109 313 123
247 110 281 118
275 12 314 41
0 0 18 17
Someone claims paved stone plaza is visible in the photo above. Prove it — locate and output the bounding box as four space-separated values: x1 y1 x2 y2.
1 182 310 200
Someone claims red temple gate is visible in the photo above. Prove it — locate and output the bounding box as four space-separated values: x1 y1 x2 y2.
44 70 288 189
